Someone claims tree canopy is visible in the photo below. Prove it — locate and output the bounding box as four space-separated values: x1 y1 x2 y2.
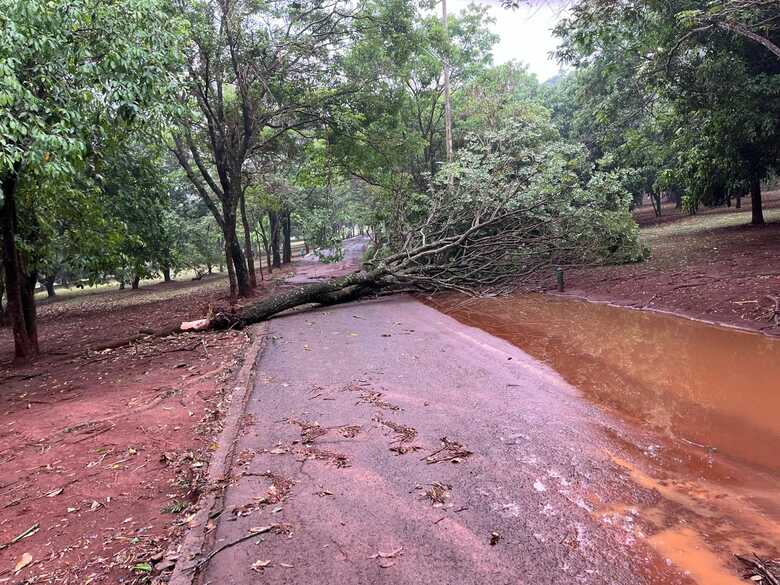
3 0 777 356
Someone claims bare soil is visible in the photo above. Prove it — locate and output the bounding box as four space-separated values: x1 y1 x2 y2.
0 267 295 584
563 190 780 334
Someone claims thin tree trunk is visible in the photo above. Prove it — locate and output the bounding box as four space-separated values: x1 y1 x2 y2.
224 239 237 296
750 176 764 225
1 167 38 358
22 272 37 348
162 267 172 282
651 192 662 217
270 211 282 268
282 210 292 264
254 233 265 281
239 191 257 287
0 264 7 327
257 223 272 275
131 274 141 290
441 0 453 176
43 274 56 298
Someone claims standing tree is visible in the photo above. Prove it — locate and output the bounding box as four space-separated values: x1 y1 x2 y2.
554 0 780 225
172 0 356 297
183 111 645 330
0 0 182 358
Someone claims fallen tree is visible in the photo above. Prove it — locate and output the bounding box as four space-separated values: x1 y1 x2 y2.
182 120 646 331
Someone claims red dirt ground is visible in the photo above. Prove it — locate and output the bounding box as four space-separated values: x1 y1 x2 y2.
563 190 780 335
0 267 295 584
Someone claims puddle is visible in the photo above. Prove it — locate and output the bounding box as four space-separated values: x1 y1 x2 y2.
649 527 745 585
429 294 780 474
429 293 780 583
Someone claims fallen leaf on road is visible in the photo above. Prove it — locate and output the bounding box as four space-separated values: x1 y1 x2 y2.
45 488 63 497
490 532 501 545
251 559 272 572
268 448 287 455
248 525 275 535
14 552 33 574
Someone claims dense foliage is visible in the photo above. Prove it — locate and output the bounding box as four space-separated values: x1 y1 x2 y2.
6 0 775 356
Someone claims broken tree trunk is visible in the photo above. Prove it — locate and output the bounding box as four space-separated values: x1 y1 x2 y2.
182 267 389 331
179 163 639 333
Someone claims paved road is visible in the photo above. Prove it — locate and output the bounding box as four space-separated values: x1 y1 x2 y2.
200 292 691 584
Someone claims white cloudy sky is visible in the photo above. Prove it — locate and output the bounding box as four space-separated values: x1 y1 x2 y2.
447 0 569 81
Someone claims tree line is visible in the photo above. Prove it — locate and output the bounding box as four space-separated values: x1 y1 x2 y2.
2 0 778 358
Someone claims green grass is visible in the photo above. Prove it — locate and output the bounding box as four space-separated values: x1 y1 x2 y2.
642 207 780 241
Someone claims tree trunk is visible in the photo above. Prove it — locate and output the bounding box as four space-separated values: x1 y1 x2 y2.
224 239 236 296
736 194 742 208
1 167 38 358
208 268 387 329
0 265 7 327
282 210 292 264
131 274 141 290
239 192 257 287
257 223 272 274
254 234 265 281
224 210 252 296
750 176 764 225
270 211 282 269
650 192 662 217
43 274 56 298
162 267 172 282
22 271 38 348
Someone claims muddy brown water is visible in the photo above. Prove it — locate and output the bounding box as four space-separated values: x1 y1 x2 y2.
429 293 780 582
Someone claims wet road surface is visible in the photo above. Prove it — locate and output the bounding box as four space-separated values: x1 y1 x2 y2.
201 295 738 585
429 294 780 474
199 242 778 584
429 293 780 582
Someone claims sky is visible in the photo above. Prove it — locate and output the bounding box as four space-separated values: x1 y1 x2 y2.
447 0 569 82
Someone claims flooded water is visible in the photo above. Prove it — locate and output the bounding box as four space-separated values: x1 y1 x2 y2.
430 294 780 474
430 293 780 582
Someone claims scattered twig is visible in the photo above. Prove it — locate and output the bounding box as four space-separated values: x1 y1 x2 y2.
195 525 277 570
736 554 780 585
0 523 40 551
423 437 473 464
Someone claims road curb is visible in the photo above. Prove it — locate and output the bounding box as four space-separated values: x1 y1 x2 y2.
166 324 268 585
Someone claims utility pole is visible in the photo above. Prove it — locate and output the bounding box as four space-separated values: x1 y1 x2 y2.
441 0 454 169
